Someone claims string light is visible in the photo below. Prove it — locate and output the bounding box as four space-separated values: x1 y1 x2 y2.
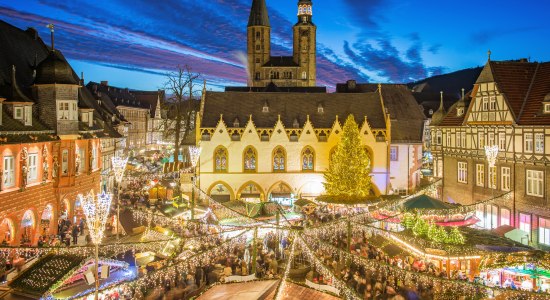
274 231 296 300
80 191 113 245
111 156 128 183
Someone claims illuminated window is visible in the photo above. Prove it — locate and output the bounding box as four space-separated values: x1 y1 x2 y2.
390 146 398 161
524 133 533 152
540 218 550 246
526 170 543 197
535 133 544 154
62 149 69 176
482 97 489 111
498 132 506 151
302 147 314 171
501 167 511 191
519 213 531 241
3 156 14 188
488 166 496 189
272 147 286 172
485 204 498 229
478 132 485 149
500 208 510 226
489 96 496 110
458 162 467 183
476 164 484 187
27 153 37 182
214 147 228 172
243 147 257 172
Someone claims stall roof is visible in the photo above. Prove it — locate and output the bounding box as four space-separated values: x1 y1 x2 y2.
402 194 456 210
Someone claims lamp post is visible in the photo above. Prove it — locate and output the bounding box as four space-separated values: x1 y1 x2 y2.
112 156 128 241
79 191 113 300
485 144 499 228
188 146 202 220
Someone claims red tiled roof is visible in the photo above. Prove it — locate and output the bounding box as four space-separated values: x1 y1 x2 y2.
517 63 550 125
438 87 475 126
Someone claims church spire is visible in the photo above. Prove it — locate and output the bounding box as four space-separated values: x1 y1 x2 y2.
248 0 270 27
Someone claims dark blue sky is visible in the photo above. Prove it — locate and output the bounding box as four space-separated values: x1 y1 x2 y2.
1 0 549 90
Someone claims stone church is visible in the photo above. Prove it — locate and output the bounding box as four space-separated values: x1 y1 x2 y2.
247 0 316 87
196 0 425 204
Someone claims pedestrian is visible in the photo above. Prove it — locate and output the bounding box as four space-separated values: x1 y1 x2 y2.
79 218 85 236
72 225 79 245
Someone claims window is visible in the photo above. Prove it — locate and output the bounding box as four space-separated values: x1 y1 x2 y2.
243 147 257 172
436 131 442 145
535 133 544 154
77 148 85 174
92 145 97 170
57 101 77 121
488 166 496 189
27 153 37 182
489 96 496 110
460 132 466 148
446 133 451 147
24 106 32 126
540 218 550 246
488 132 495 146
478 132 485 149
255 45 260 51
272 147 286 172
302 71 307 79
500 208 510 226
3 156 14 188
501 167 511 191
482 97 489 111
545 103 550 113
82 112 89 123
390 146 398 161
476 204 485 228
456 133 461 147
62 149 69 176
526 170 544 197
458 162 467 183
302 147 314 171
457 107 464 116
524 133 533 152
255 31 260 40
498 133 506 151
476 164 484 187
255 72 260 80
519 213 531 241
485 204 498 229
14 107 23 120
214 147 228 172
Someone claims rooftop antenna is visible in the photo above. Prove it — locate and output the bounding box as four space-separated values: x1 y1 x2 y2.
46 23 55 51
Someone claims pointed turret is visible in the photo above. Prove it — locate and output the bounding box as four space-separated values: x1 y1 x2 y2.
154 93 162 119
248 0 270 27
431 91 446 125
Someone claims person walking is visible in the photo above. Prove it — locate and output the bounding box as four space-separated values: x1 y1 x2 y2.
71 225 79 245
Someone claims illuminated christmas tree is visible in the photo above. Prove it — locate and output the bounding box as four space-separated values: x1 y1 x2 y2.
427 220 437 240
323 115 372 198
446 226 465 245
413 218 428 237
402 213 416 229
433 226 448 243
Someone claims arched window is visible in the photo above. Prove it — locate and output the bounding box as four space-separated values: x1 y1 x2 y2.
302 147 314 171
243 147 257 172
272 147 286 172
214 146 228 173
302 71 307 79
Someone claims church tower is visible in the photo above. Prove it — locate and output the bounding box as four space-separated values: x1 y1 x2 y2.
247 0 271 86
293 0 316 87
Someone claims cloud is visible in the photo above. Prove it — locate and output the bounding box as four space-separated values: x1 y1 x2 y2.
469 26 543 45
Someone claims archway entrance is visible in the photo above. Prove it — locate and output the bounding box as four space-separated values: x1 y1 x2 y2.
238 182 263 203
73 198 84 224
40 204 54 236
209 183 232 203
20 210 35 246
60 198 71 221
268 182 295 206
0 218 15 245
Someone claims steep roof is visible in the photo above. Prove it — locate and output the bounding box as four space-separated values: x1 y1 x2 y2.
248 0 270 27
201 91 387 130
87 82 163 117
438 89 474 127
478 60 550 125
335 83 425 143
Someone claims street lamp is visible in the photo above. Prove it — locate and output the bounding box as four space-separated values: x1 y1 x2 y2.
188 146 201 220
79 191 113 300
112 156 128 240
485 144 499 228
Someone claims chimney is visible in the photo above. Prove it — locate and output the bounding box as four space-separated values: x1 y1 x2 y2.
101 81 109 86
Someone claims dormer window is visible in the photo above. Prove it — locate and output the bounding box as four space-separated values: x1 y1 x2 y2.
544 103 550 114
428 109 433 116
57 101 77 121
317 103 324 113
262 101 269 113
14 107 23 120
233 118 240 127
457 107 465 117
292 118 300 128
23 106 32 126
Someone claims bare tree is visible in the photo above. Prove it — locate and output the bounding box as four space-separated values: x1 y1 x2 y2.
163 65 201 167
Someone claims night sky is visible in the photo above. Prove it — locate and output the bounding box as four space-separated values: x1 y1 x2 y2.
1 0 549 91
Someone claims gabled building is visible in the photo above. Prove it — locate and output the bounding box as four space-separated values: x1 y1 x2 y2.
0 21 123 245
432 58 550 249
336 81 426 195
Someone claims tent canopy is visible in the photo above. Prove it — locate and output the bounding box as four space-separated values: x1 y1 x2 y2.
402 194 455 210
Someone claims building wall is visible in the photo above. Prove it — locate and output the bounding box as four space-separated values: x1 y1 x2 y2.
117 106 149 151
0 139 102 246
389 143 423 195
199 117 390 201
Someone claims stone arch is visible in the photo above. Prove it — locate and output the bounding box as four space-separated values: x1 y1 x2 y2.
207 181 234 203
20 209 37 245
363 146 374 169
0 217 16 245
237 181 265 202
267 181 295 205
39 203 56 236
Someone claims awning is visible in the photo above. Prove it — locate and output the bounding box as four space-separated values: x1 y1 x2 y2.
270 193 292 198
